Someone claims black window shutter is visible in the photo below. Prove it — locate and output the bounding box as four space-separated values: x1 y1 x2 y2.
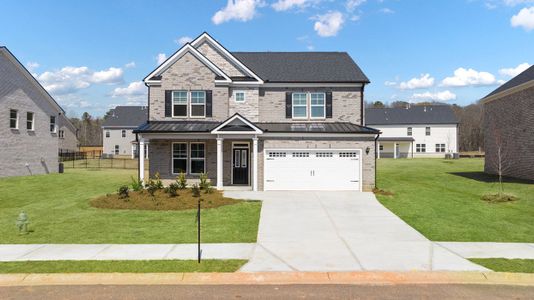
205 90 213 117
165 90 172 117
325 92 333 118
285 92 292 118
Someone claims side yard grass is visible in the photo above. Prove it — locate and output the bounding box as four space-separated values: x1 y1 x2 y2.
376 158 534 242
0 260 246 273
0 169 261 244
469 259 534 273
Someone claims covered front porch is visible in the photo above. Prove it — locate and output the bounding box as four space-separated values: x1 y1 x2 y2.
377 137 414 159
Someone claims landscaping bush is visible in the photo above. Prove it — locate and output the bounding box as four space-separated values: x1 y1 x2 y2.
154 172 164 189
191 184 201 198
130 177 143 192
118 185 129 199
481 193 518 203
165 183 179 197
176 172 187 189
199 173 209 189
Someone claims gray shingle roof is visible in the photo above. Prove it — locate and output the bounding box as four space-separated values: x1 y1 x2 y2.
366 106 458 125
102 106 148 128
483 65 534 99
232 52 369 83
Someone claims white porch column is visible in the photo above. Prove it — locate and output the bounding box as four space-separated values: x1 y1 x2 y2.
131 144 135 159
252 137 258 192
393 143 397 159
139 138 145 182
216 137 224 190
377 141 381 159
408 142 413 159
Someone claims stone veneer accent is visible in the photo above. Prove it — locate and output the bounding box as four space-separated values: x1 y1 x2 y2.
229 88 259 121
484 86 534 181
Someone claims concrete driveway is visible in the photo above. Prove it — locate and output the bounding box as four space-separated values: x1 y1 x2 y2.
224 191 487 272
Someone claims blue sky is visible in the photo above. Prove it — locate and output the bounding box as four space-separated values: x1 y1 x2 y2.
1 0 533 117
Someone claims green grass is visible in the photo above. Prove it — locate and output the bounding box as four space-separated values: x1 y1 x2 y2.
376 158 534 242
0 260 246 273
0 169 261 243
469 259 534 273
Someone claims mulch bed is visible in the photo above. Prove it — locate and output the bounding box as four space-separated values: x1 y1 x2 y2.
90 189 242 211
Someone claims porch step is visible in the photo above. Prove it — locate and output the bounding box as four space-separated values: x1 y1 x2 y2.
223 186 253 191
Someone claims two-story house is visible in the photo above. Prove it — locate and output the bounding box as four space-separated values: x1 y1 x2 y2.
135 33 379 191
102 106 148 158
366 106 458 158
58 114 79 153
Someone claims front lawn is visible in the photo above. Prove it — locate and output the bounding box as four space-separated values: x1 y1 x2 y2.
376 158 534 242
469 259 534 273
0 260 246 273
0 169 261 243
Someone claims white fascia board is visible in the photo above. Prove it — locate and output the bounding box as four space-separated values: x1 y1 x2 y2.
263 82 364 88
262 132 375 138
144 44 231 83
191 33 264 84
211 114 263 134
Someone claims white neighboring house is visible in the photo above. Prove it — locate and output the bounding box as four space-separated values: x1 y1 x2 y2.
366 106 459 158
102 106 148 158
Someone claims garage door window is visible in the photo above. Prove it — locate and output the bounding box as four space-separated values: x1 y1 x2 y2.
292 152 309 158
340 152 358 157
268 152 286 158
316 152 333 157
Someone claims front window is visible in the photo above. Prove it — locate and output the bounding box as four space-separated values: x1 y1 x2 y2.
172 91 188 117
416 144 426 153
234 91 246 102
172 143 187 174
106 131 110 138
426 127 431 136
26 112 34 130
436 144 446 153
407 127 412 136
121 130 126 138
50 116 56 133
59 130 65 139
292 93 307 118
114 145 120 155
190 91 206 117
9 109 18 129
310 93 325 118
190 143 205 174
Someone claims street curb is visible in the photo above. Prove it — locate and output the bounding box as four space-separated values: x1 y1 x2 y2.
1 272 534 287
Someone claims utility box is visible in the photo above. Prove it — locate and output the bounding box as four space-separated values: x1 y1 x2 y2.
59 162 64 173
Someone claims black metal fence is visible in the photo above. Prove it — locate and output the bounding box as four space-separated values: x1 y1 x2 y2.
59 151 148 170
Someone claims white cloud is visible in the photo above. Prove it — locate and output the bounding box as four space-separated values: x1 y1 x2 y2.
111 81 147 99
412 90 457 102
503 0 534 6
272 0 313 11
384 81 397 86
124 61 136 68
156 53 167 65
499 62 531 77
212 0 264 25
379 8 395 14
26 62 40 72
176 36 193 46
313 11 344 37
441 68 497 87
511 7 534 31
345 0 366 12
399 74 435 90
90 67 123 84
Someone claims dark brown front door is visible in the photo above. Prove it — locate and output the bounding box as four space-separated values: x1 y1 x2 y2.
233 148 249 185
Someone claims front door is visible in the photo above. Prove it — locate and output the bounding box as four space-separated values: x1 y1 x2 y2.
232 147 249 185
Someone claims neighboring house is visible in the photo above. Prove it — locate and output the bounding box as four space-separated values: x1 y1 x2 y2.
366 106 459 158
134 32 380 191
58 114 79 153
0 46 64 177
102 106 148 158
482 65 534 181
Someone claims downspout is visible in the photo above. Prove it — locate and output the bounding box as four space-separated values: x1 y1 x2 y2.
361 85 365 126
374 132 380 189
136 133 140 181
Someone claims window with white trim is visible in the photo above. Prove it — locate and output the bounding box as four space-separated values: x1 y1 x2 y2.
407 127 412 136
9 109 18 129
105 131 110 138
416 144 426 153
172 143 187 174
426 127 431 136
172 91 188 117
435 143 446 153
190 143 205 174
310 93 325 118
50 116 56 133
292 93 307 118
121 130 126 138
234 91 245 102
26 112 34 130
114 145 120 155
190 91 206 118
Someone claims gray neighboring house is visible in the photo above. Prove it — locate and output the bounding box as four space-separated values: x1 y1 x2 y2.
482 65 534 181
134 32 380 191
0 46 64 177
102 106 148 158
58 114 79 153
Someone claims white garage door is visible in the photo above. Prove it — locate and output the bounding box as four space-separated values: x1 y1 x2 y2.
264 149 361 191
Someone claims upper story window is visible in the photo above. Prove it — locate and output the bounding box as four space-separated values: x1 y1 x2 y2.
190 91 206 118
121 129 126 138
172 91 188 117
50 116 57 133
26 112 34 130
292 93 308 119
59 130 65 139
407 127 412 136
105 131 110 138
425 126 431 136
234 91 246 102
9 109 18 129
310 93 325 119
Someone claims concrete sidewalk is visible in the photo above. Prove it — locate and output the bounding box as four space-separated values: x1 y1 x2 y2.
0 244 255 262
438 242 534 259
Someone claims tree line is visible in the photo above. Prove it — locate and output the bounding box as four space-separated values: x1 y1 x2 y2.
69 110 113 147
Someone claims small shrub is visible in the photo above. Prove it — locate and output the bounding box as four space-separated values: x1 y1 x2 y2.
154 172 164 189
165 183 179 197
199 173 209 190
176 172 187 189
131 176 143 192
118 185 129 199
191 184 201 198
481 193 518 203
204 185 214 194
147 185 158 197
